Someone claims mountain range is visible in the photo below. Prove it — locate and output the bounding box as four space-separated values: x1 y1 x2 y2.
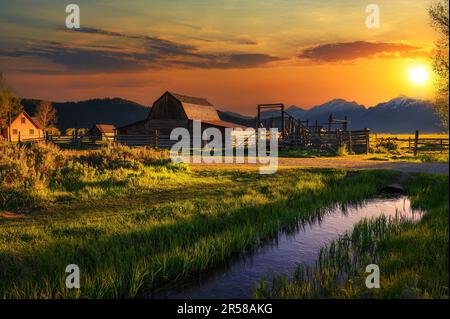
259 97 445 133
21 96 445 134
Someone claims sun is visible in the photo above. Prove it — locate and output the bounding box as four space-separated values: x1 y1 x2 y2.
408 65 430 85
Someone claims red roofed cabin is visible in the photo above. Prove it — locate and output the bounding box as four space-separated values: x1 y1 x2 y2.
116 91 247 140
0 111 44 142
86 124 116 141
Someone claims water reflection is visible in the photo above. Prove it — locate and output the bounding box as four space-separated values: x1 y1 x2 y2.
155 196 423 299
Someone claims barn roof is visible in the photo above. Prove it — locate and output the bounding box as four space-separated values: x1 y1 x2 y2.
169 92 213 106
94 124 116 133
167 92 220 121
202 120 247 129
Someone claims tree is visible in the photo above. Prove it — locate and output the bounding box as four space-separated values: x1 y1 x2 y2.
429 0 449 129
0 73 23 128
35 100 57 133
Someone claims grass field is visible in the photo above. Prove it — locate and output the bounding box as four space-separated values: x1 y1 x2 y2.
0 143 448 298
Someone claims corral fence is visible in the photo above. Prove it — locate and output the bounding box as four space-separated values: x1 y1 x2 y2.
282 128 370 154
373 130 449 156
313 129 370 154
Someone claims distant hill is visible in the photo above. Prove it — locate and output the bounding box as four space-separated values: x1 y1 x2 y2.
303 99 366 125
259 106 306 120
22 98 151 132
286 105 307 119
218 111 255 127
21 98 255 132
21 96 446 134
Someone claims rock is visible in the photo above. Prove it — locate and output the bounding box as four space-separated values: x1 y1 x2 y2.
380 183 406 194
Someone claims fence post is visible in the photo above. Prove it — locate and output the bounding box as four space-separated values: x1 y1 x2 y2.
414 130 419 156
408 137 411 152
18 131 21 143
348 131 353 154
364 128 370 154
154 129 159 148
336 129 341 148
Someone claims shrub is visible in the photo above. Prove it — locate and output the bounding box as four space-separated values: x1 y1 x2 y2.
0 143 177 210
374 139 399 153
337 145 349 156
76 145 170 170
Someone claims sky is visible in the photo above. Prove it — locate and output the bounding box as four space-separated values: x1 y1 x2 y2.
0 0 439 115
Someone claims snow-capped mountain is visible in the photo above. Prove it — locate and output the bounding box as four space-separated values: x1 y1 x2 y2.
363 97 443 133
257 96 445 133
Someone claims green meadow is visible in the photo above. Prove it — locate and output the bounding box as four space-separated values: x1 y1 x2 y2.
0 143 448 298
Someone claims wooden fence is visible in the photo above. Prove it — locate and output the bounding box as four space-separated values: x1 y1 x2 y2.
373 131 449 156
282 129 370 153
46 130 255 149
115 132 176 148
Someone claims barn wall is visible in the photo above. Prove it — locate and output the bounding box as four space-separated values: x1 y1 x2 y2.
149 94 187 120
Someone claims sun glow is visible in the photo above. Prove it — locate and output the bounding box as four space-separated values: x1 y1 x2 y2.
408 65 431 85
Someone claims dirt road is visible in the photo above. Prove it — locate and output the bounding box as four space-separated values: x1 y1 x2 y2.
189 157 449 174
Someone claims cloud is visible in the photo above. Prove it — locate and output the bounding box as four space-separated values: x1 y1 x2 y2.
0 26 283 73
73 27 197 57
1 41 155 73
298 41 428 62
172 53 285 69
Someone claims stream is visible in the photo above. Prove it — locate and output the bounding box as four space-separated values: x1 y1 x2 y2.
156 195 423 299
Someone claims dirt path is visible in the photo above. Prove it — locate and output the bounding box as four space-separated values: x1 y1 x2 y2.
189 157 449 174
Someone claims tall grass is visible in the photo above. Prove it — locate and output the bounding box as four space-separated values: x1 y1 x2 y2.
0 142 184 211
254 174 449 299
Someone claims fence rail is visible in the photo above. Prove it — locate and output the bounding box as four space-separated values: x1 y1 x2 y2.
373 131 449 156
282 129 370 153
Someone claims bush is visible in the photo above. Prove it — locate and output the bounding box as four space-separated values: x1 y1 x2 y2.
0 143 176 211
77 145 170 170
337 145 349 156
374 139 399 153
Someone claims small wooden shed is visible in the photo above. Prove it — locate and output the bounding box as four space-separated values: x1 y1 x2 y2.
87 124 116 141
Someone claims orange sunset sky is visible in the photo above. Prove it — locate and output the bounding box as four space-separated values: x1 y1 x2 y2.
0 0 438 115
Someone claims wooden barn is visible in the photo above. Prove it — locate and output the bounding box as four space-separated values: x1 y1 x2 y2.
86 124 116 141
116 92 248 145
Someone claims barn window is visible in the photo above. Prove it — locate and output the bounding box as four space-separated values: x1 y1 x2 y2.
29 129 35 135
21 117 26 124
12 129 18 135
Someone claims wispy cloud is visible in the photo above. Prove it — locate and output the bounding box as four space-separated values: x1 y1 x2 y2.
0 27 283 73
298 41 429 62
